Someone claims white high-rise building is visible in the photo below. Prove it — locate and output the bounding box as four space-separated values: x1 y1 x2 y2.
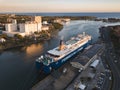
3 16 42 37
31 16 42 23
12 19 17 24
5 23 17 32
5 19 17 32
19 22 41 35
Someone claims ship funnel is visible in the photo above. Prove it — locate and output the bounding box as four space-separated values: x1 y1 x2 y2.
60 36 64 45
59 36 65 51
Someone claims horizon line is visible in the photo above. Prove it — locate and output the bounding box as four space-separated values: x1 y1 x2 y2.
0 12 120 14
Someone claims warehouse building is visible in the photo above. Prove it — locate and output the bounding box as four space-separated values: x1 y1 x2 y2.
70 44 104 70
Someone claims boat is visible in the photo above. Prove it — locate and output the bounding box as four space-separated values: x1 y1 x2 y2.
35 32 92 74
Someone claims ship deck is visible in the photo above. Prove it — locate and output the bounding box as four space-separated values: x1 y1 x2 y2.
66 39 78 45
47 34 89 57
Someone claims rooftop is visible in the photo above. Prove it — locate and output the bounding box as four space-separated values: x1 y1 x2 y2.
66 39 78 45
47 47 69 56
72 44 103 66
84 44 102 59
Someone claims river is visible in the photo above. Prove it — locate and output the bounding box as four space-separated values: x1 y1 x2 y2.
0 20 107 90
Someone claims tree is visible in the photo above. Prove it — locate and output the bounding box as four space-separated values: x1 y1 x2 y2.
34 31 39 34
14 34 23 40
0 34 8 39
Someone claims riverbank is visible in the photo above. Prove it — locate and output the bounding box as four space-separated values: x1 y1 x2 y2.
0 14 97 24
100 26 120 51
0 22 63 52
95 18 120 23
42 16 97 21
109 25 120 54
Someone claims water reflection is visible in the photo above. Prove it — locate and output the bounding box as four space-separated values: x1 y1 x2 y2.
26 44 43 57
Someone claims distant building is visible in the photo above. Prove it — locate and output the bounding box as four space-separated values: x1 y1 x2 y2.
42 25 49 31
54 18 70 25
7 18 13 22
10 14 16 17
42 21 49 31
31 16 42 23
19 21 41 35
42 21 48 25
3 16 42 37
12 19 17 24
5 22 17 32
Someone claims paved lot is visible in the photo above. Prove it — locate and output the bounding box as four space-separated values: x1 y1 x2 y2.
32 61 79 90
66 56 106 90
100 27 120 90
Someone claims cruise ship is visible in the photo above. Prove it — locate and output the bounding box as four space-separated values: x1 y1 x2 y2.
36 32 92 74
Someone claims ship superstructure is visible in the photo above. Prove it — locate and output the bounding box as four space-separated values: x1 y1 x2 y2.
36 32 92 74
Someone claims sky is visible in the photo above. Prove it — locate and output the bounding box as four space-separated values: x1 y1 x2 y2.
0 0 120 12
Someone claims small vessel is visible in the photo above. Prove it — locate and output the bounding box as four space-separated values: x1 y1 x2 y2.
35 32 92 74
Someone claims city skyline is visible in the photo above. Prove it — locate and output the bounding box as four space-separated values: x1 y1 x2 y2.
0 0 120 12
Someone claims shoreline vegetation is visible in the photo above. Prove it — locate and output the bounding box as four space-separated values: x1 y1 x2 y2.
100 25 120 55
0 14 120 52
95 18 120 23
0 14 97 24
109 26 120 55
0 14 96 52
42 16 97 21
0 14 120 24
0 19 63 52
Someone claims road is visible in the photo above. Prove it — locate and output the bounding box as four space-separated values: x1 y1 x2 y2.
100 27 120 90
101 54 112 90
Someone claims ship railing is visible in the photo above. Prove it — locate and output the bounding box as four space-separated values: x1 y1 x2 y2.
36 57 42 62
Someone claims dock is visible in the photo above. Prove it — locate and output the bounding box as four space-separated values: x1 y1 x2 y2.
32 44 104 90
